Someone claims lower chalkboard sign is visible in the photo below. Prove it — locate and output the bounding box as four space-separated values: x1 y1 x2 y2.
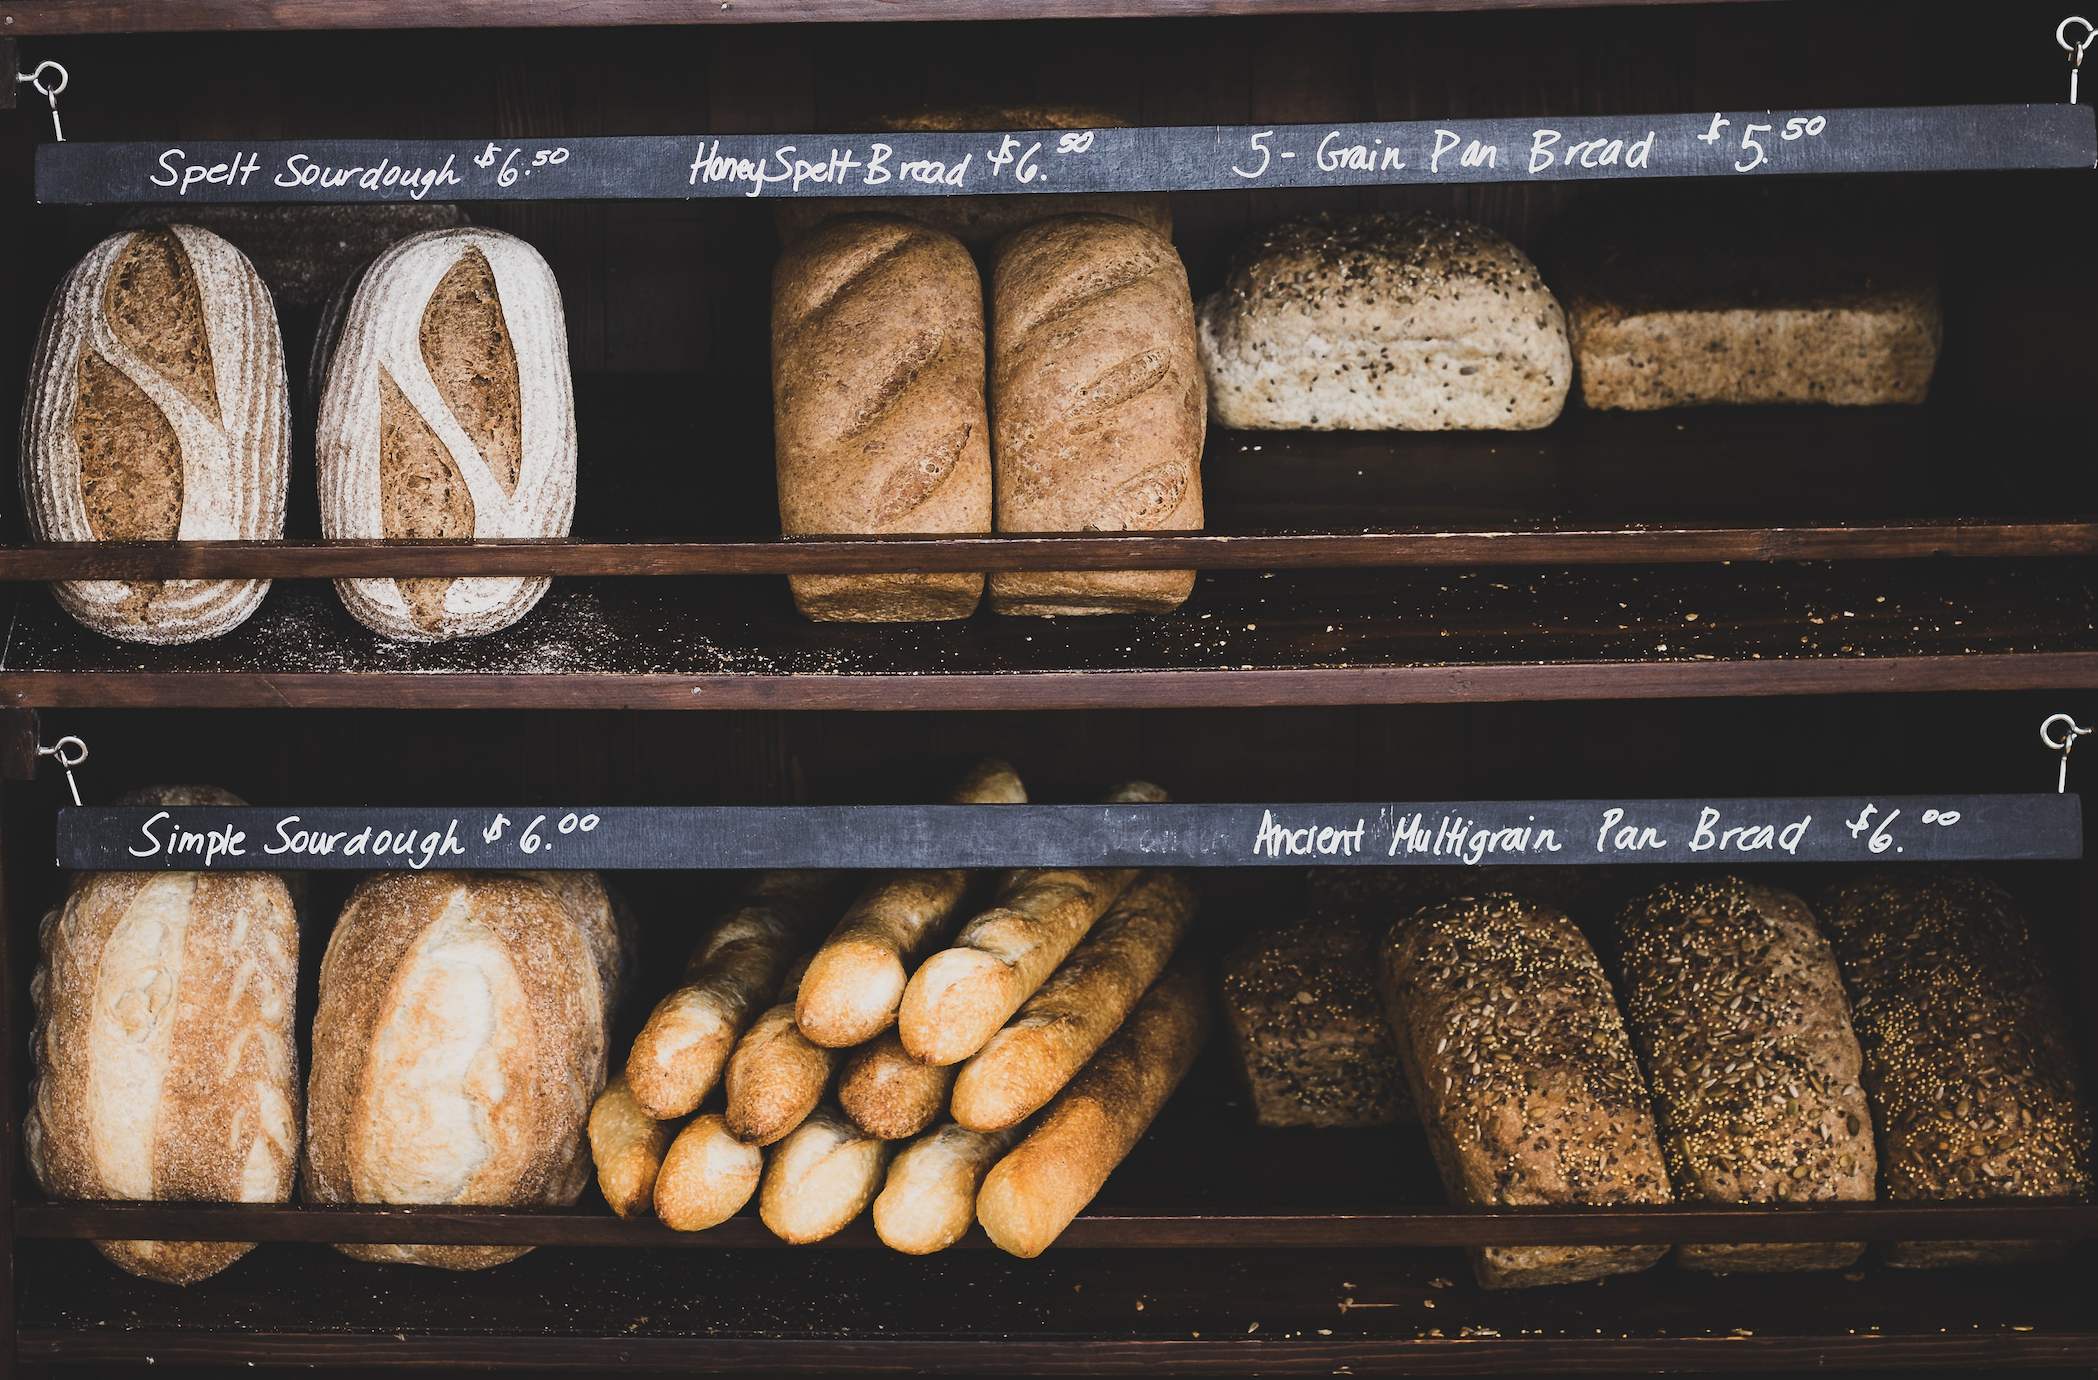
53 796 2081 872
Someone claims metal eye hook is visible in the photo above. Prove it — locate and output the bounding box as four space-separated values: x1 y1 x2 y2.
15 59 67 141
2060 16 2096 103
36 734 87 807
2041 713 2091 793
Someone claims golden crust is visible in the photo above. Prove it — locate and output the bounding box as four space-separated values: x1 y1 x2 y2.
839 1030 957 1140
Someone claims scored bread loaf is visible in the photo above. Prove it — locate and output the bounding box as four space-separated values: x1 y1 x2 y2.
1820 870 2093 1267
772 214 991 621
654 1112 763 1233
840 1030 957 1140
1197 212 1571 431
21 225 288 644
771 107 1170 249
587 1072 676 1219
988 214 1204 616
26 785 299 1285
724 955 838 1146
874 1120 1025 1254
1609 878 1874 1273
318 226 575 641
1378 893 1671 1288
759 1102 893 1243
304 870 630 1270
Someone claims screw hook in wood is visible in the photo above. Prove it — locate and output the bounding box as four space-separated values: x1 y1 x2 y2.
2041 713 2089 792
35 733 86 806
2059 17 2094 103
15 59 65 140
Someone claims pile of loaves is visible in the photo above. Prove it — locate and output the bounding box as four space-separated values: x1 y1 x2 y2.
27 764 1206 1284
1224 867 2093 1287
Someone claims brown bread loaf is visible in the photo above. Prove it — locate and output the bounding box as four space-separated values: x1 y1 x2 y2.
20 226 288 644
839 1030 957 1140
723 954 838 1146
771 213 991 621
1609 878 1874 1273
988 213 1204 616
654 1112 763 1232
758 1102 893 1243
26 786 299 1285
874 1120 1025 1254
1820 870 2093 1267
1378 893 1671 1288
587 1072 676 1219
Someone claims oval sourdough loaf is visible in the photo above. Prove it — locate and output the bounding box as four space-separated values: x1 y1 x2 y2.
1377 892 1671 1288
1609 877 1874 1273
26 785 299 1285
1819 869 2092 1267
20 226 289 644
772 214 992 621
771 107 1170 249
1197 212 1570 431
304 870 630 1270
988 214 1204 616
317 227 576 641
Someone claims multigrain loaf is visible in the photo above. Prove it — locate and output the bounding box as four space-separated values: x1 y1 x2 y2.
772 107 1170 249
304 870 630 1270
21 226 288 644
1820 870 2093 1267
317 227 575 641
988 214 1204 616
1197 213 1571 431
772 214 992 621
1378 893 1671 1288
1609 878 1874 1273
26 784 299 1285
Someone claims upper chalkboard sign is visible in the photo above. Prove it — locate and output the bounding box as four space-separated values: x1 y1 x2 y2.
35 105 2096 204
52 795 2082 871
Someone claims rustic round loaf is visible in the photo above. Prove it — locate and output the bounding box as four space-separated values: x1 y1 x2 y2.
19 225 289 644
317 227 575 642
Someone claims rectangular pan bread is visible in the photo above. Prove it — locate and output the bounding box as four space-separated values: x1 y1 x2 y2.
1378 892 1671 1288
1819 869 2093 1267
1609 877 1874 1273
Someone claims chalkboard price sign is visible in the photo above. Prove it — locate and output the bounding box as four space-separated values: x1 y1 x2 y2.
34 105 2096 205
53 796 2082 871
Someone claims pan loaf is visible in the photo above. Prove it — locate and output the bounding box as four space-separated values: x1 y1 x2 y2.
874 1121 1024 1254
988 214 1204 616
654 1112 764 1232
724 955 838 1146
1610 878 1874 1273
759 1103 894 1243
839 1030 956 1140
587 1072 676 1219
772 214 991 621
21 226 288 644
1378 893 1671 1288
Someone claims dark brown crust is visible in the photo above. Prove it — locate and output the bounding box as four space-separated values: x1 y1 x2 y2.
419 245 522 495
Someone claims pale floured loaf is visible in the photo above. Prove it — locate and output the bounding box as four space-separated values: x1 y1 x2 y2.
1197 212 1570 432
304 870 629 1270
317 227 575 641
27 785 299 1285
20 226 288 644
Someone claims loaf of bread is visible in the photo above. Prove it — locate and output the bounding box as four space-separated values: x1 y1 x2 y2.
1378 893 1671 1288
988 214 1204 616
772 214 991 621
759 1102 893 1243
587 1072 676 1219
840 1030 956 1140
1820 870 2093 1267
26 786 298 1285
724 955 837 1146
772 107 1170 249
654 1112 763 1232
20 226 288 644
1609 878 1874 1273
1197 212 1570 432
317 226 575 641
874 1120 1024 1254
304 870 629 1270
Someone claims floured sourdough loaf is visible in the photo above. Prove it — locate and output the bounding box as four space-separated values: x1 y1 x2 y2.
318 227 575 641
1820 870 2092 1267
772 107 1170 249
1198 213 1571 431
772 214 991 621
27 785 299 1285
1610 878 1874 1273
20 226 289 644
989 213 1204 616
305 870 631 1270
1378 893 1671 1287
1221 910 1406 1128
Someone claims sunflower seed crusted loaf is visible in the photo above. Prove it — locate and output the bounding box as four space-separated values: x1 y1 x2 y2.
1221 910 1406 1128
1377 892 1670 1288
1196 212 1571 432
1610 878 1874 1273
1820 870 2092 1268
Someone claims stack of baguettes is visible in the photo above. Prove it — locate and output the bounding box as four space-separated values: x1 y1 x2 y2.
589 758 1209 1255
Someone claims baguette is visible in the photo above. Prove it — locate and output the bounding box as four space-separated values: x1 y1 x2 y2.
724 955 837 1146
625 871 848 1120
587 1072 676 1219
758 1103 893 1244
654 1112 764 1233
953 870 1197 1132
798 758 1028 1048
873 1121 1025 1255
977 963 1210 1258
839 1031 956 1140
900 781 1165 1066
